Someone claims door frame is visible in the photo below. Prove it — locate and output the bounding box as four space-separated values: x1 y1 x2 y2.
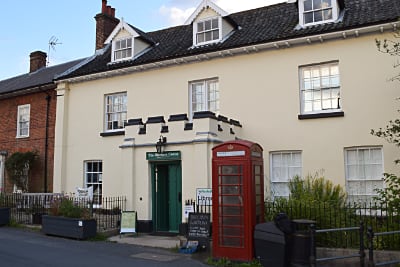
150 160 182 233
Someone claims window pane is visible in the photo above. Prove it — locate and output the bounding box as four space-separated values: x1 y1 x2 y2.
314 10 323 22
205 31 212 42
212 18 219 29
197 33 205 43
323 9 332 20
304 0 312 11
304 12 314 24
322 0 332 8
197 22 204 32
204 20 211 30
313 0 322 9
115 41 121 50
213 30 219 40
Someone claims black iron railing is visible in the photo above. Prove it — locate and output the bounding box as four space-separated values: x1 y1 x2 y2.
0 193 126 231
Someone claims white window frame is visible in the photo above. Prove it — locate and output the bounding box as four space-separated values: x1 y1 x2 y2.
345 147 384 203
84 160 103 206
112 37 133 62
298 0 339 27
299 61 341 115
104 92 127 132
17 104 30 138
189 78 219 119
193 16 222 46
270 151 302 199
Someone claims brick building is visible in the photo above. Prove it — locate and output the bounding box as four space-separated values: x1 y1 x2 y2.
0 52 83 192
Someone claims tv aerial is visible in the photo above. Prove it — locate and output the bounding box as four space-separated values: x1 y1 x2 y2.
47 36 62 66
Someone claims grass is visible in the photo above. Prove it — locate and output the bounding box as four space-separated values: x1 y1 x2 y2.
207 257 262 267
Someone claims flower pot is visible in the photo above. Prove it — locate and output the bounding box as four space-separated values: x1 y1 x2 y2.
0 207 10 226
42 215 97 240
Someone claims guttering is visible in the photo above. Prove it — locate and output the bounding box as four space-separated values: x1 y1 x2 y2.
56 21 398 84
0 83 55 100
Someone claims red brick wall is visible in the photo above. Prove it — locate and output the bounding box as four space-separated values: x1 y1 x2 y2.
0 88 56 192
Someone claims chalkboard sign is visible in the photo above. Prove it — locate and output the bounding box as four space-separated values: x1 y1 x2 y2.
187 212 210 249
120 211 137 237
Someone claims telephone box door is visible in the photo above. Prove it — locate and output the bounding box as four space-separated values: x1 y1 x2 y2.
212 140 264 262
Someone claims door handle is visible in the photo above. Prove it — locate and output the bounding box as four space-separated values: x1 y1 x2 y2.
178 192 182 203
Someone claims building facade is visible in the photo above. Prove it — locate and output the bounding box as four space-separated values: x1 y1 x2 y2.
0 51 83 193
54 0 400 232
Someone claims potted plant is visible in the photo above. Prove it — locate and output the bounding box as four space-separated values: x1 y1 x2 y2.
0 194 10 226
42 197 97 239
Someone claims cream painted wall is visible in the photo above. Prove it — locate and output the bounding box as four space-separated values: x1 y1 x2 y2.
54 29 399 221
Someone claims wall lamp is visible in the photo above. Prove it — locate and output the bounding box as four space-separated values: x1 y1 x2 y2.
156 135 167 153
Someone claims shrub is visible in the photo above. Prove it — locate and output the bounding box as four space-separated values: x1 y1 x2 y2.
288 173 347 205
49 197 91 219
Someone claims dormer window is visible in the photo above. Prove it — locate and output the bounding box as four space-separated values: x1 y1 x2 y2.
299 0 339 26
113 37 133 62
196 17 221 45
185 0 231 47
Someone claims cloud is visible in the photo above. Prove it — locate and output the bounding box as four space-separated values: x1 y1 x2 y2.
158 0 285 26
159 5 196 26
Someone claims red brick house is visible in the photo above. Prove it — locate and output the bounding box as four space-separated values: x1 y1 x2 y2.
0 52 83 193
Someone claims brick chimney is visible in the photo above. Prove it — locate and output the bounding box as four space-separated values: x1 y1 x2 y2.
30 51 47 73
95 0 119 50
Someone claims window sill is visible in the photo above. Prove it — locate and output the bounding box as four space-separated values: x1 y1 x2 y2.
100 130 125 137
298 111 344 120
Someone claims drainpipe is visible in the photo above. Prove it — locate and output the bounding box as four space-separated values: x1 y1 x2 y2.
44 94 51 193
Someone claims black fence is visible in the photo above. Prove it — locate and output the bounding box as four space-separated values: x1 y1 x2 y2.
0 193 126 231
186 198 212 215
265 200 400 250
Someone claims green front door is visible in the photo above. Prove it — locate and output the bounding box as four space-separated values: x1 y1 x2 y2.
152 162 182 233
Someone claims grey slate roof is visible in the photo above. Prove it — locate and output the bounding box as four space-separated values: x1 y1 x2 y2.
57 0 400 80
0 58 84 95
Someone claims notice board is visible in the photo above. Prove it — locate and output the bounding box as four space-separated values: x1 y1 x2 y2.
120 211 137 237
187 212 210 249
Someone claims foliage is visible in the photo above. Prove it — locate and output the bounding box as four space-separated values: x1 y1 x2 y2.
4 151 39 192
49 197 91 219
207 257 261 267
373 173 400 212
266 174 355 248
288 173 347 205
0 193 5 207
376 35 400 82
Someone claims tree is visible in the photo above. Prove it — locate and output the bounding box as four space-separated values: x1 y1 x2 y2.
371 35 400 210
5 151 38 192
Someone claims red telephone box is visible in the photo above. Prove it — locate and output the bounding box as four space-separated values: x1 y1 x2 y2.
212 140 264 261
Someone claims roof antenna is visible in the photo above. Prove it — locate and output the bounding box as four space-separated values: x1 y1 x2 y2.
47 36 62 66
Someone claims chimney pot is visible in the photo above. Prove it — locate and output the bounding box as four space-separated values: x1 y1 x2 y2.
102 0 107 13
29 51 47 73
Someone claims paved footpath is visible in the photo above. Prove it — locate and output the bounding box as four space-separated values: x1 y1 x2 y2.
0 227 209 267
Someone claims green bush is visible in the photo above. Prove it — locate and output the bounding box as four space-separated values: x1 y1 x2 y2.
49 198 90 219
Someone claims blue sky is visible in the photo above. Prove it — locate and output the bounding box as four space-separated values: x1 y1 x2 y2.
0 0 284 81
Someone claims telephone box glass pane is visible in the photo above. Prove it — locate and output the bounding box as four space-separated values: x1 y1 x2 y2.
217 164 244 248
